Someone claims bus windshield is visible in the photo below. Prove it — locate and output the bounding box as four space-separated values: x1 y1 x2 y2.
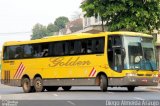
123 36 157 70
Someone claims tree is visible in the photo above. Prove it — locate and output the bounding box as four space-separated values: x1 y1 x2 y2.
47 23 59 36
81 0 160 33
54 16 69 30
31 23 48 40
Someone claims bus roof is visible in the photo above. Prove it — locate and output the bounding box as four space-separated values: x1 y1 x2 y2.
3 31 152 46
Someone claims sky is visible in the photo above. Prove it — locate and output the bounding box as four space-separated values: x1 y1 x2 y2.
0 0 82 50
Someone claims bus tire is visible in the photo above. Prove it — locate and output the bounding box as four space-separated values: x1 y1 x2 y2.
33 77 44 92
45 86 59 91
100 74 108 92
22 78 32 93
62 86 72 91
127 86 135 92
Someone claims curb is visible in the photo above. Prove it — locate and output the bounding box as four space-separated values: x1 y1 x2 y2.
146 87 160 91
146 83 160 91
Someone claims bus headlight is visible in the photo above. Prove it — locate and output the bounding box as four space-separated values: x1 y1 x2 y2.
126 73 137 77
152 74 158 77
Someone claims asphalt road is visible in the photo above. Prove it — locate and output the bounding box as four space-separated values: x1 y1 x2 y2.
0 84 160 106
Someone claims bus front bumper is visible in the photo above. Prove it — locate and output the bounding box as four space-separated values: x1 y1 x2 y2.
108 76 158 87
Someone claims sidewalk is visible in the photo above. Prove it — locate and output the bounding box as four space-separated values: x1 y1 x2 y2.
146 83 160 90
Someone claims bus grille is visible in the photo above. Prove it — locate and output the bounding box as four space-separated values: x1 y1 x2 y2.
137 74 152 77
146 74 152 76
137 74 144 76
4 70 10 84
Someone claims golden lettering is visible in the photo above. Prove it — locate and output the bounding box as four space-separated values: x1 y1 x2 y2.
49 57 91 67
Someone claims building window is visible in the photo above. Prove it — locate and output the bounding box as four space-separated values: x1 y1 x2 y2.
95 16 98 23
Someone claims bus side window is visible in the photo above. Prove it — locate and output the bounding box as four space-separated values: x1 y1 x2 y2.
3 47 9 60
53 42 64 56
32 44 41 58
24 45 33 58
93 38 104 53
63 42 69 55
68 41 75 55
14 46 23 59
74 40 81 54
8 47 15 59
87 39 92 53
41 43 50 57
81 40 87 54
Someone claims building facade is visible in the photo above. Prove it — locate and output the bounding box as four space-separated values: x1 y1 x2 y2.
155 31 160 72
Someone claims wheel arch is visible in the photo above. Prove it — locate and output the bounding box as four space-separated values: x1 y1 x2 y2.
95 72 108 85
21 74 30 86
33 74 42 80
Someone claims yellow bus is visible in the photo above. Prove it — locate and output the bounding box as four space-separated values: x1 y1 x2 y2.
1 31 159 93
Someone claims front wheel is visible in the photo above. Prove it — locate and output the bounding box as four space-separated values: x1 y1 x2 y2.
100 75 108 92
62 86 72 91
127 86 135 92
33 77 44 92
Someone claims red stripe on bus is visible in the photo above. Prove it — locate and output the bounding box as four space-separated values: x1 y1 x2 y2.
15 64 23 79
92 70 96 77
89 68 94 77
13 62 22 79
17 66 25 78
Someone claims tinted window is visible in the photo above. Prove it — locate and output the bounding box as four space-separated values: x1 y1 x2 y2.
3 47 9 60
24 45 33 58
3 37 105 60
4 46 23 59
40 43 50 57
93 38 104 53
24 44 41 58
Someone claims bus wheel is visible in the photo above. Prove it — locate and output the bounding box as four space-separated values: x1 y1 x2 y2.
45 86 59 91
34 77 44 92
127 86 135 92
22 78 32 93
62 86 72 91
100 75 108 92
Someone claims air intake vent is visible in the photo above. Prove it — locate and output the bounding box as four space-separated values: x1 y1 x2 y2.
4 70 10 84
137 74 144 76
146 74 152 76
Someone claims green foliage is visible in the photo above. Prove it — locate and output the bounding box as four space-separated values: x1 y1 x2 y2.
31 23 48 40
54 16 69 30
47 23 59 36
81 0 160 33
31 16 70 39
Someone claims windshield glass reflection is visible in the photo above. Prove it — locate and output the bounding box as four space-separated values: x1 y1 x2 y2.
123 36 157 70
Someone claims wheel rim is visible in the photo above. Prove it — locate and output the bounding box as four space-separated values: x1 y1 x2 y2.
36 80 42 89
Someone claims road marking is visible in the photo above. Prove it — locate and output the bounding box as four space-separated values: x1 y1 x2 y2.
67 101 76 106
133 97 145 100
53 94 58 96
108 92 114 94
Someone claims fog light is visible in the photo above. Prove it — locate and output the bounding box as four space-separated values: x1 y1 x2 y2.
126 73 137 77
153 80 158 83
